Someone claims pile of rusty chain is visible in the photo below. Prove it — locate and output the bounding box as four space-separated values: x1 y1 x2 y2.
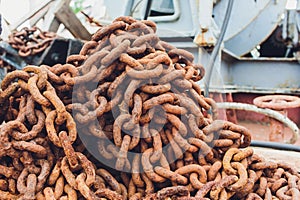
7 26 57 57
0 16 299 200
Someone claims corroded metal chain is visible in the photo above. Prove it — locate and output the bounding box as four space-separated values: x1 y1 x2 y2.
0 16 299 200
8 26 57 57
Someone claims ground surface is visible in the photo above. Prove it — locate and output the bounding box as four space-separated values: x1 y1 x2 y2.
238 120 300 170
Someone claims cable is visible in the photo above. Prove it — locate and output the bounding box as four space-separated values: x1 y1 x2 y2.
130 0 144 16
250 140 300 152
204 0 234 97
143 0 153 20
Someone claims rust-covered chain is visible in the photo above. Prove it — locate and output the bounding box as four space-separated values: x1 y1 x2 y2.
0 16 299 200
8 26 57 57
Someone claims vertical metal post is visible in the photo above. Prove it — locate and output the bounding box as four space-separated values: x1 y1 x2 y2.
144 0 153 20
198 0 213 31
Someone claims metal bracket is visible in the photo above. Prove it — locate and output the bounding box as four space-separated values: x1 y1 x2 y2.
36 37 83 66
0 41 27 70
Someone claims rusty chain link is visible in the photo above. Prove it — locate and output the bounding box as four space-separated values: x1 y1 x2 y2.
8 26 57 57
0 16 298 200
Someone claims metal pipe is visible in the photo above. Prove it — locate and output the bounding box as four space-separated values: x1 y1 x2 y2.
216 102 299 144
143 0 153 20
251 140 300 152
204 0 234 97
148 0 181 22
